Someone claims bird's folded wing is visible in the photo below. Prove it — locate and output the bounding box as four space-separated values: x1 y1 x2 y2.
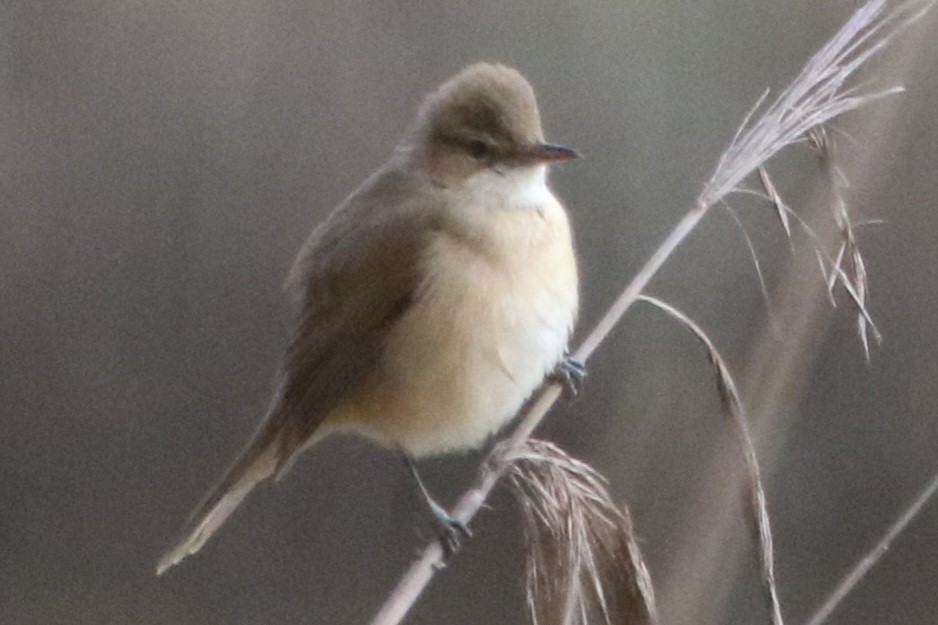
157 164 439 574
270 164 441 471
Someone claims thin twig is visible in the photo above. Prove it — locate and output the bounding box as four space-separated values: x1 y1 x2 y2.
637 295 784 625
803 469 938 625
758 167 794 247
720 200 773 313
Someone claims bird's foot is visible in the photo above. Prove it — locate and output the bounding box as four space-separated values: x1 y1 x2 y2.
427 500 472 558
549 354 587 398
402 454 472 558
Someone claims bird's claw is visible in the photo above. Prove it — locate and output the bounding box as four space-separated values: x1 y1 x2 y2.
549 354 587 398
402 454 473 558
432 507 472 558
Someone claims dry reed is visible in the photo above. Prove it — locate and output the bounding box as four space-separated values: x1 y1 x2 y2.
501 439 657 625
368 2 934 624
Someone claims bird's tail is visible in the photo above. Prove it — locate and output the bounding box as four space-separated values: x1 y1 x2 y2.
156 432 279 576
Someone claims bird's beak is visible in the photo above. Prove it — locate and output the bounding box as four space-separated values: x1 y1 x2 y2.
521 142 580 165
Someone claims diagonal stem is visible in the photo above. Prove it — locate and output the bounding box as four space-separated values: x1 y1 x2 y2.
367 3 932 622
803 470 938 625
368 203 710 625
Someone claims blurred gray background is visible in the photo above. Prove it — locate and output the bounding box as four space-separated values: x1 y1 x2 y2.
2 1 937 624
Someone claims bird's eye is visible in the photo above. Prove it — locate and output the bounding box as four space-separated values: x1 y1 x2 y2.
466 140 489 159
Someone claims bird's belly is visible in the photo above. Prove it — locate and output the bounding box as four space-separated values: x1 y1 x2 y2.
342 231 576 457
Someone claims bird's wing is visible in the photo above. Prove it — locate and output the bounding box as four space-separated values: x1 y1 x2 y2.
157 162 438 574
272 164 438 469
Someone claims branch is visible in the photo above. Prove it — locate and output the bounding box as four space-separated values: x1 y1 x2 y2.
637 295 783 625
369 186 706 625
368 2 933 623
803 469 938 625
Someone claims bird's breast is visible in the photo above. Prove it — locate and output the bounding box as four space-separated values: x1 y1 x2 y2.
341 192 578 457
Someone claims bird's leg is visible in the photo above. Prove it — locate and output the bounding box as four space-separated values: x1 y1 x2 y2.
549 352 587 398
402 455 472 557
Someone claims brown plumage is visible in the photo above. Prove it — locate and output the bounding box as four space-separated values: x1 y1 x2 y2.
157 63 579 574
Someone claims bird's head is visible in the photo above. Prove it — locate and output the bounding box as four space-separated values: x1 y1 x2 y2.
406 63 577 184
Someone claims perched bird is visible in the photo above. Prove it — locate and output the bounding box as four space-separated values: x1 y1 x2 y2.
157 62 581 575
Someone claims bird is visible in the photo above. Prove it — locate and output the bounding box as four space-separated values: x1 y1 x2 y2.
157 62 581 575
